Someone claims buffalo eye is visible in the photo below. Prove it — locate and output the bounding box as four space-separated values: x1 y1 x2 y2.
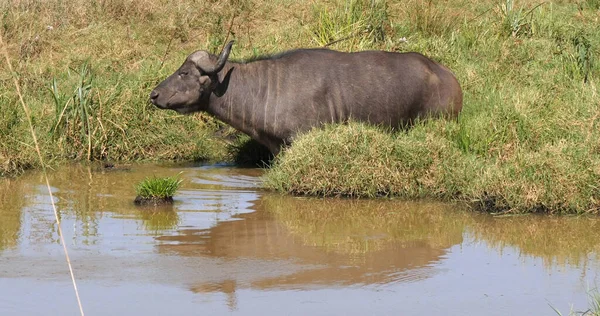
179 71 189 77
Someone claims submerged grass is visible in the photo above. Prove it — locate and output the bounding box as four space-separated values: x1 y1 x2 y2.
1 0 599 213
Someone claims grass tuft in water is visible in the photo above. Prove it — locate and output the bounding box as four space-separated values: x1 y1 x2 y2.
134 174 182 205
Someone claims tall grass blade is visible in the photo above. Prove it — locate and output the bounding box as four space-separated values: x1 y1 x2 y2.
49 60 96 159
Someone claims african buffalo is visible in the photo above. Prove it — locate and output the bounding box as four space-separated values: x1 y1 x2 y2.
150 41 462 155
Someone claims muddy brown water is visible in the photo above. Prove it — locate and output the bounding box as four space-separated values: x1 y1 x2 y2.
1 163 599 315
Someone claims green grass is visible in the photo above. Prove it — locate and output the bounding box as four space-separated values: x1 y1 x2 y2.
1 0 599 213
49 61 95 160
0 0 249 176
590 293 600 316
311 0 389 49
135 174 182 199
551 289 600 315
499 0 545 38
265 120 600 214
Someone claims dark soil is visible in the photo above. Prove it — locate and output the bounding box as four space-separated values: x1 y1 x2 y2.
134 196 174 206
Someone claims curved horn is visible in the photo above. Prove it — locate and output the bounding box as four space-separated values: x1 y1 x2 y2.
190 40 234 75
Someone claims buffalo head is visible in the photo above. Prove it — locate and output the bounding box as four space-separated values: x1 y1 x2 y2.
149 41 234 114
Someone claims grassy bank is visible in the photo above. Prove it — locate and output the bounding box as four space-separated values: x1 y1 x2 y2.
264 120 600 214
0 0 283 175
1 0 599 213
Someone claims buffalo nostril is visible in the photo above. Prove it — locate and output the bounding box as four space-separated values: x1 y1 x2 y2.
150 90 159 100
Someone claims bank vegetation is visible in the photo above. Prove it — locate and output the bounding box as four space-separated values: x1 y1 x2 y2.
1 0 599 213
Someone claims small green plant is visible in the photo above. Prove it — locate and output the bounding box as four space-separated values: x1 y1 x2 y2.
499 0 544 37
455 118 472 154
557 32 595 83
572 33 593 83
206 15 225 53
135 174 183 200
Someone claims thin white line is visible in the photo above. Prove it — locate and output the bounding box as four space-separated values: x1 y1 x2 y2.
0 32 85 316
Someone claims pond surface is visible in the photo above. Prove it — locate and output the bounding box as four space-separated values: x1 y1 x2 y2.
1 163 599 315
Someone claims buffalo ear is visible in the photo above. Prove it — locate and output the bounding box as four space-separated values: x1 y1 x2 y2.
199 75 212 88
213 67 233 97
